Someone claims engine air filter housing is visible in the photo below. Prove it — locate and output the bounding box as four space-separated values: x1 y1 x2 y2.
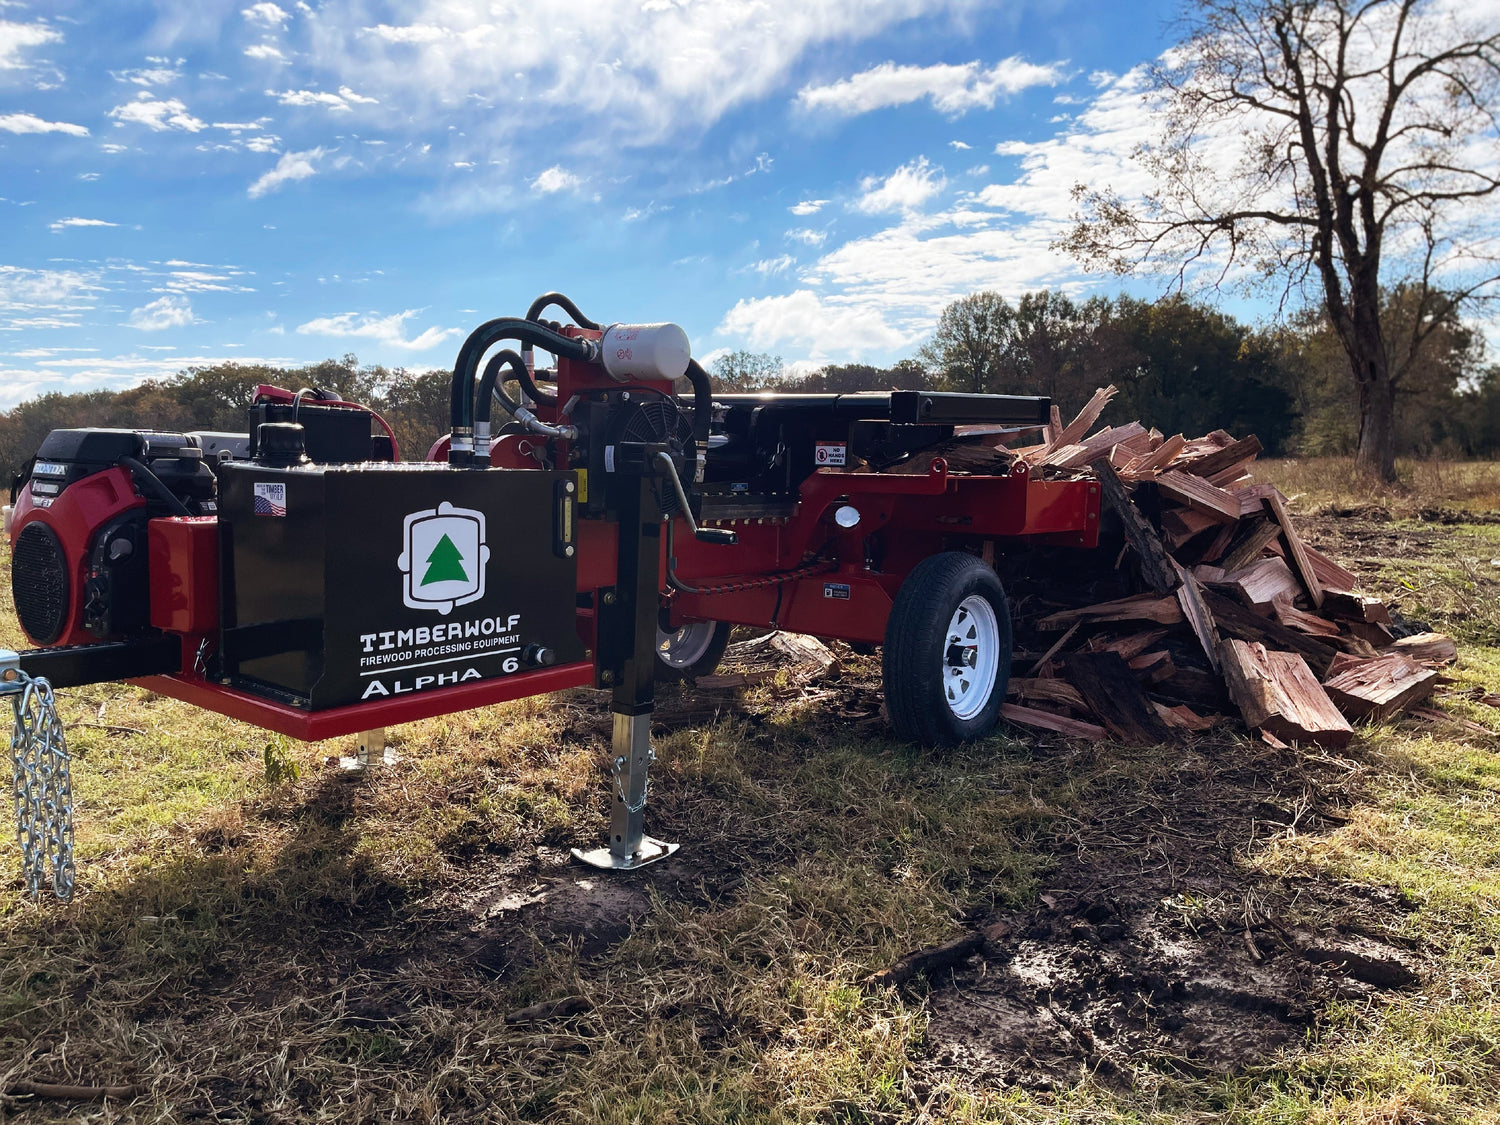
13 521 70 645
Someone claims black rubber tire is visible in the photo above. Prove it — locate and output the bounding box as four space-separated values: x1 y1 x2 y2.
654 620 733 683
883 552 1013 746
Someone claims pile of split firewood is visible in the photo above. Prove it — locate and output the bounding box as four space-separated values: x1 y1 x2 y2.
983 387 1460 748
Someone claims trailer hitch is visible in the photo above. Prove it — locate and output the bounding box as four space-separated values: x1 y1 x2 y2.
2 650 75 901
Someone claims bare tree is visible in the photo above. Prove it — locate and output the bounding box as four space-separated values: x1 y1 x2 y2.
1061 0 1499 480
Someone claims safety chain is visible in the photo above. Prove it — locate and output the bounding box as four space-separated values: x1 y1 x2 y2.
3 652 75 902
612 746 656 815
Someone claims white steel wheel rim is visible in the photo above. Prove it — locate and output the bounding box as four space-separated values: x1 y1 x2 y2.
657 621 717 668
942 595 1000 720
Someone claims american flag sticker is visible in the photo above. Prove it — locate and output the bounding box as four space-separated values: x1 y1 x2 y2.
253 481 287 517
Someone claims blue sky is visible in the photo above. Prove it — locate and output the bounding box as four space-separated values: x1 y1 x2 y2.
1 0 1202 409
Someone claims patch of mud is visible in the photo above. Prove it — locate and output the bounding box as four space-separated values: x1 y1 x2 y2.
917 735 1421 1089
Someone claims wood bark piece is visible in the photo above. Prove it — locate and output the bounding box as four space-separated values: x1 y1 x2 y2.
1264 489 1324 608
1219 517 1285 574
1341 619 1396 646
1028 621 1081 674
5 1082 143 1101
1090 456 1179 594
1218 639 1353 748
862 930 985 990
1000 703 1109 740
1156 470 1243 523
1323 652 1439 721
1092 627 1170 662
1202 591 1339 677
1387 632 1458 666
1172 559 1222 672
1037 593 1184 630
1065 652 1177 743
1322 592 1392 625
1273 598 1344 637
1176 434 1263 479
1009 677 1089 712
1152 702 1218 731
506 996 592 1023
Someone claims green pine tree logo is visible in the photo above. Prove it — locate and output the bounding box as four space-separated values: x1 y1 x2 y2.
421 533 468 586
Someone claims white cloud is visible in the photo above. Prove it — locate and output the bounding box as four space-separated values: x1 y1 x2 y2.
531 165 580 194
0 112 88 137
0 265 100 311
271 86 377 111
747 255 795 276
854 156 945 214
127 295 197 331
107 93 207 133
244 134 280 153
242 2 290 26
0 20 60 69
244 44 288 62
949 140 971 150
790 199 828 216
786 228 828 247
212 118 273 132
718 289 909 356
364 23 449 44
109 66 181 86
49 217 117 232
247 147 326 197
296 309 457 351
797 57 1064 118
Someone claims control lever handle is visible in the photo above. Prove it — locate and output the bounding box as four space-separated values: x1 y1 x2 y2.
654 452 738 547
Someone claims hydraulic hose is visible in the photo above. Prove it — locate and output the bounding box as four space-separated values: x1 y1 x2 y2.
448 317 593 466
118 456 191 517
525 292 600 331
683 358 713 483
474 349 577 447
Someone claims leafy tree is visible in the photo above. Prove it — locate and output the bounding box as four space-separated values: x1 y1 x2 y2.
919 292 1015 393
1063 0 1500 480
709 351 783 392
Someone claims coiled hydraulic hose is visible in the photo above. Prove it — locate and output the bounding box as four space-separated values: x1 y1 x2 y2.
525 292 600 331
474 349 577 448
448 317 594 466
118 456 191 517
682 358 712 483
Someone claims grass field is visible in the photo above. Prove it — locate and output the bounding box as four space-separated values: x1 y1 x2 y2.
1 460 1498 1124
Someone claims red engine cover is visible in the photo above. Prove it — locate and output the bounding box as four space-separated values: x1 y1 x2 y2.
9 467 145 647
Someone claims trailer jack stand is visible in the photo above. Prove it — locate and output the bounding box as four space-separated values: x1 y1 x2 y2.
571 711 679 870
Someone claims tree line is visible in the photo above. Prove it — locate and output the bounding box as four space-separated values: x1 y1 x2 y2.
2 285 1495 486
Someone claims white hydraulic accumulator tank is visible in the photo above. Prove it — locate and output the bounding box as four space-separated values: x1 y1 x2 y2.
599 322 691 383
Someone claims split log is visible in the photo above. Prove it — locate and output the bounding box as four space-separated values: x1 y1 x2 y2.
1045 404 1064 447
861 930 985 990
1122 433 1186 477
1218 516 1283 573
1263 489 1323 608
1054 422 1149 469
1341 619 1396 646
1195 520 1240 564
1048 385 1118 451
1000 703 1108 740
1176 434 1263 480
1037 593 1184 630
1233 481 1278 517
1152 666 1232 709
1222 557 1302 609
1090 627 1169 662
1202 591 1339 677
1323 652 1439 721
1156 470 1243 523
1162 508 1221 549
1218 639 1354 748
1065 652 1176 743
1090 457 1178 594
1387 632 1458 666
1267 541 1359 594
1173 559 1221 672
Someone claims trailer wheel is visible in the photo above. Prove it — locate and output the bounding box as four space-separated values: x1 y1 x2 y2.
883 552 1012 745
655 620 732 682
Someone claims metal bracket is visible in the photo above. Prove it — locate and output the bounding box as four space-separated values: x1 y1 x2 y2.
571 711 678 871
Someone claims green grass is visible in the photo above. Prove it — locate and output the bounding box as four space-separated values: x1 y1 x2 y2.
2 460 1500 1122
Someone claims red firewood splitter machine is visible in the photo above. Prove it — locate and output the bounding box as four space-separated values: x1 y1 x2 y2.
5 293 1100 899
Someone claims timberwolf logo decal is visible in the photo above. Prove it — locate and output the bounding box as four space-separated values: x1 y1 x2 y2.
398 502 490 614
